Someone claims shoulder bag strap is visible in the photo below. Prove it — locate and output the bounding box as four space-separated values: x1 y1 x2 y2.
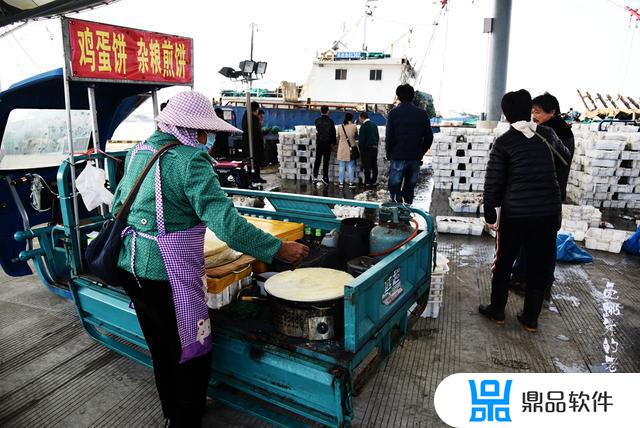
341 124 353 147
533 131 569 167
115 142 180 222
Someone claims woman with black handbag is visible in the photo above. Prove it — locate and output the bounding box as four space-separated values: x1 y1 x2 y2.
103 91 308 427
336 112 359 188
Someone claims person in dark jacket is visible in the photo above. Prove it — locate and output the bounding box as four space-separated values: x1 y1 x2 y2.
210 108 230 158
385 84 433 204
480 89 571 333
358 111 380 186
313 106 337 184
242 101 266 183
531 93 575 201
510 92 575 292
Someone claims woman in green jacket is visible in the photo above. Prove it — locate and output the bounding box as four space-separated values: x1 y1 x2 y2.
112 91 308 427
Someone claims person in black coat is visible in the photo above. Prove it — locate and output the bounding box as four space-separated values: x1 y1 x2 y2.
510 93 575 292
242 101 266 183
358 111 380 186
313 106 337 184
480 89 571 333
210 108 230 158
531 93 575 202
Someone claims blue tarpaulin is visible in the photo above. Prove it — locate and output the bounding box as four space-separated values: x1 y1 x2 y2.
557 233 593 263
622 227 640 255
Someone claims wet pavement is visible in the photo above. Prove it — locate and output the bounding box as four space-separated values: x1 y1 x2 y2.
1 166 639 427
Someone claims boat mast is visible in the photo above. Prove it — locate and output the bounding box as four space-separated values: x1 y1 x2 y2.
363 0 377 52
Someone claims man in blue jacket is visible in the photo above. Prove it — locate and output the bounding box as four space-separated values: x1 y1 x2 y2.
385 84 433 204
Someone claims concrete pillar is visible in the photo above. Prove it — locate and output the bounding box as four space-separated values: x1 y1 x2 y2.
484 0 513 124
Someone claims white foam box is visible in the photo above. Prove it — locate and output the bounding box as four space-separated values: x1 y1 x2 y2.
436 142 452 151
472 171 487 178
452 154 471 163
610 184 635 193
595 140 624 150
588 158 620 168
436 216 485 236
585 149 621 160
421 301 441 319
620 151 640 160
470 157 488 164
433 132 456 143
469 142 492 150
600 132 628 141
429 288 443 300
560 220 588 241
449 192 483 213
615 168 640 177
618 193 640 201
452 183 473 192
586 227 631 241
468 149 489 157
453 170 472 178
435 169 453 177
630 141 640 151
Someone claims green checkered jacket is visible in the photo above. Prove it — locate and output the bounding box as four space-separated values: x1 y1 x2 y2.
112 131 282 281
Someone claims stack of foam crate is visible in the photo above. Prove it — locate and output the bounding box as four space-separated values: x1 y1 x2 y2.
567 123 640 209
584 228 633 254
431 127 494 191
559 204 602 241
421 253 449 318
277 128 316 180
277 125 388 183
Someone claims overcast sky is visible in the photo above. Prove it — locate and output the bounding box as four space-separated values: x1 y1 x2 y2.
1 0 639 115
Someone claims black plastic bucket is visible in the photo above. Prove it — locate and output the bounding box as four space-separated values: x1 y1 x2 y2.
338 218 374 265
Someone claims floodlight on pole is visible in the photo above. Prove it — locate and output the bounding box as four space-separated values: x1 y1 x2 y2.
255 61 267 75
239 60 256 75
218 24 269 183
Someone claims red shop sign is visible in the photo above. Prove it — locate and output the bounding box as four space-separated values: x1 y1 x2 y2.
63 18 193 85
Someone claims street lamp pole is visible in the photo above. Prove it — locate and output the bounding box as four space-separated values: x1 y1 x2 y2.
218 23 267 182
246 23 256 176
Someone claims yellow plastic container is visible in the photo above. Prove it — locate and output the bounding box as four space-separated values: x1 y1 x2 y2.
243 216 304 242
244 217 304 273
